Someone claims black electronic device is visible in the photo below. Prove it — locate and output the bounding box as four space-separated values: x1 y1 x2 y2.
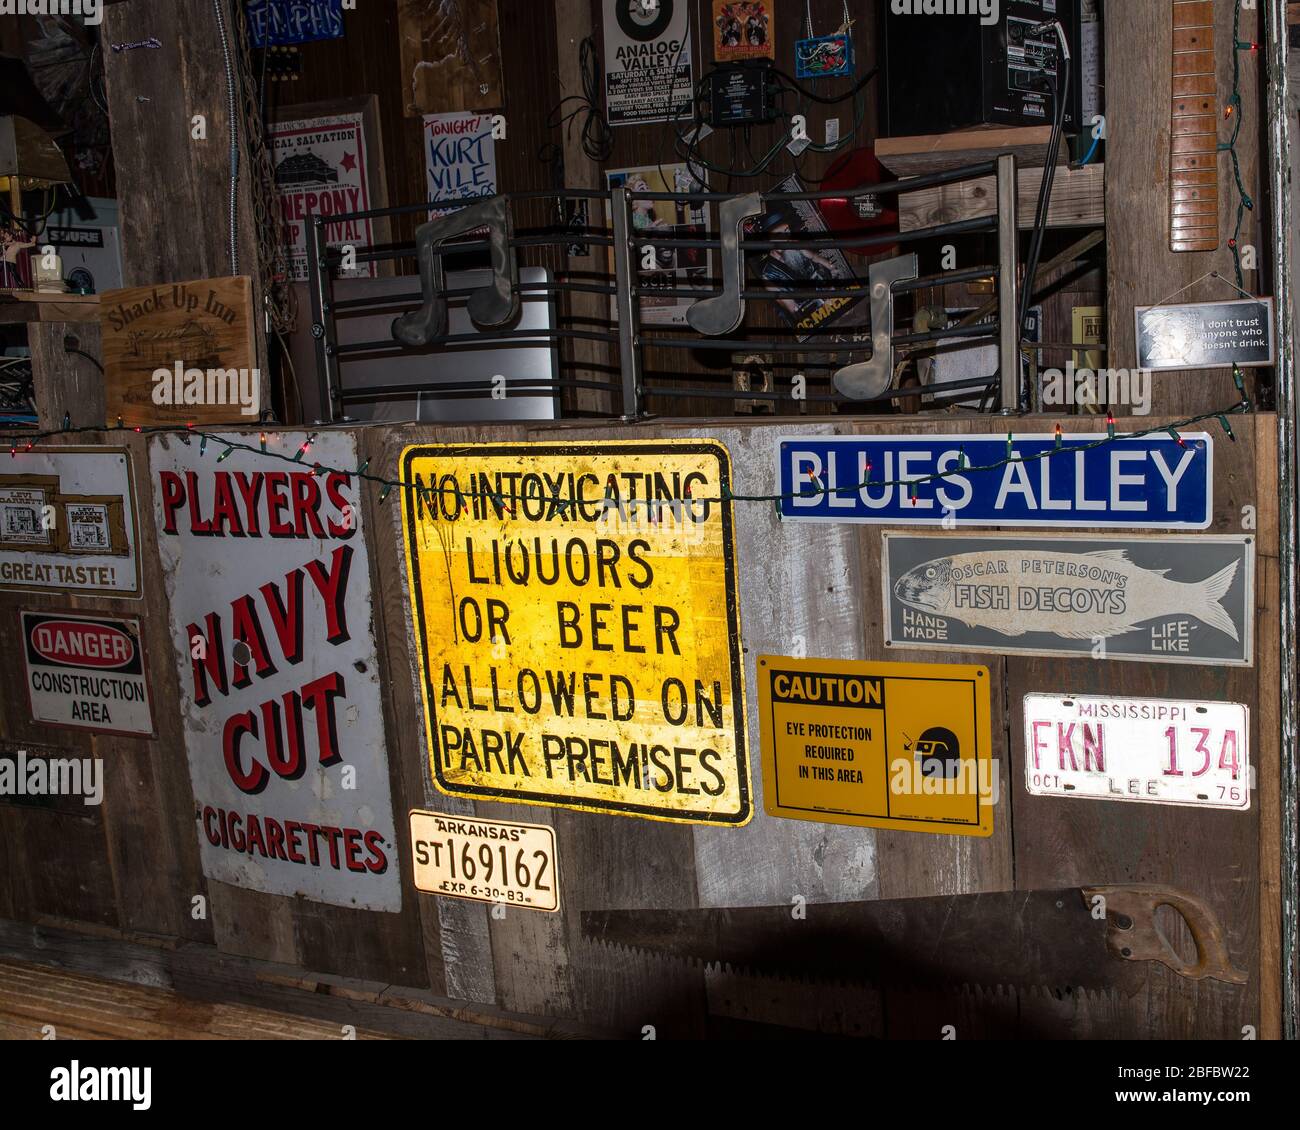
705 63 781 127
877 0 1083 137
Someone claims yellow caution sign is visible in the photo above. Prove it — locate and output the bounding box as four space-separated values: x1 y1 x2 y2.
401 441 750 825
758 656 993 837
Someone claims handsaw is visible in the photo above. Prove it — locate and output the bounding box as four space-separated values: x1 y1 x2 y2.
582 885 1246 994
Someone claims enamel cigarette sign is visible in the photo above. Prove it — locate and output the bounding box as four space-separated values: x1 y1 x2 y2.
150 432 401 912
0 447 140 597
778 433 1213 528
1024 694 1250 810
759 656 994 837
21 611 154 736
400 440 750 825
883 534 1253 666
410 810 559 912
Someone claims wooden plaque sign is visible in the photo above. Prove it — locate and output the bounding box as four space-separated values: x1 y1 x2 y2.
100 275 259 428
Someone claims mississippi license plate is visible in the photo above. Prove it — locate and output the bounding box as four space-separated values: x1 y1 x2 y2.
1023 695 1250 810
409 811 559 912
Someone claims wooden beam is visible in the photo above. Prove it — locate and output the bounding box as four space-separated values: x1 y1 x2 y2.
899 163 1104 232
0 916 613 1039
877 126 1066 177
551 0 614 416
1105 0 1261 414
101 0 269 407
0 290 99 325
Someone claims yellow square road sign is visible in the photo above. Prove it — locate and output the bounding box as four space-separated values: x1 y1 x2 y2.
401 440 750 825
758 656 993 837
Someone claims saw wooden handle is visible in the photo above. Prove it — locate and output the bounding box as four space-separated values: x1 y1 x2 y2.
1169 0 1220 252
1084 885 1246 985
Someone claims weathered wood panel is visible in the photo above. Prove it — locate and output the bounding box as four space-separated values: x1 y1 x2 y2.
1007 414 1268 1040
1105 0 1264 415
29 322 105 432
397 0 505 116
0 434 210 945
900 163 1106 232
0 415 1281 1037
102 0 269 388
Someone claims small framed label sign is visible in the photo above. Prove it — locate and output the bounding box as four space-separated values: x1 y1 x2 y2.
410 811 559 912
1134 297 1275 371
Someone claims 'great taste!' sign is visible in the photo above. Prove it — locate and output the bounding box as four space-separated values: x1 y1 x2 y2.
400 440 750 825
150 432 401 912
777 433 1213 528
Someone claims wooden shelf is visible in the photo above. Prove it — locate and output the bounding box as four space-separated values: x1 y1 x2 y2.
0 289 100 324
899 162 1105 233
877 126 1067 177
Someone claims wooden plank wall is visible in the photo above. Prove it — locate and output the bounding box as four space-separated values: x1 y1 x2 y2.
1105 0 1265 416
101 0 270 390
0 412 1279 1038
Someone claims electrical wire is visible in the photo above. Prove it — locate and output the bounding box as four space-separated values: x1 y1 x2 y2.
213 0 240 276
767 63 878 105
670 64 877 185
1018 25 1071 344
1076 132 1101 167
547 36 613 164
0 187 58 239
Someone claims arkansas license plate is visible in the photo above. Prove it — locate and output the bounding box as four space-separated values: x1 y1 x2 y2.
1023 695 1250 810
409 811 559 912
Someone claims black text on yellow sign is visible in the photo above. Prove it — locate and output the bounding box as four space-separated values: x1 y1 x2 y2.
758 656 994 837
401 441 750 825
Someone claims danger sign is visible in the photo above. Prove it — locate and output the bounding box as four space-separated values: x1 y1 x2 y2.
400 440 749 824
758 656 994 837
21 610 154 736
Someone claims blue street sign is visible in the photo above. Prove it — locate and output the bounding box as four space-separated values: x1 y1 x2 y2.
246 0 344 48
777 433 1213 529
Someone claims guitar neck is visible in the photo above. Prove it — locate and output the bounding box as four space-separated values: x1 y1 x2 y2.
1169 0 1220 252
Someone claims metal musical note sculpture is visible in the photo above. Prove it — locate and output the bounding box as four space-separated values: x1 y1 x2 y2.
832 252 918 400
684 201 918 401
392 195 520 347
686 193 764 337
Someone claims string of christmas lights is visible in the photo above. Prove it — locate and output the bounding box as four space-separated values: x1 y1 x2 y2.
7 372 1252 513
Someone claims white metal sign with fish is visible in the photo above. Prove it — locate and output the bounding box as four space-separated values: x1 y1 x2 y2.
883 534 1253 666
1024 694 1250 810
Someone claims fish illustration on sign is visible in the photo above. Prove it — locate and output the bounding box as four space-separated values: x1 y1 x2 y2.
893 549 1240 641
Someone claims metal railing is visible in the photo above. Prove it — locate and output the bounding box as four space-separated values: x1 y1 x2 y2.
305 154 1021 423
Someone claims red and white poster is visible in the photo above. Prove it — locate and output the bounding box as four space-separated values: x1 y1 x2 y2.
149 432 401 912
271 112 377 281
